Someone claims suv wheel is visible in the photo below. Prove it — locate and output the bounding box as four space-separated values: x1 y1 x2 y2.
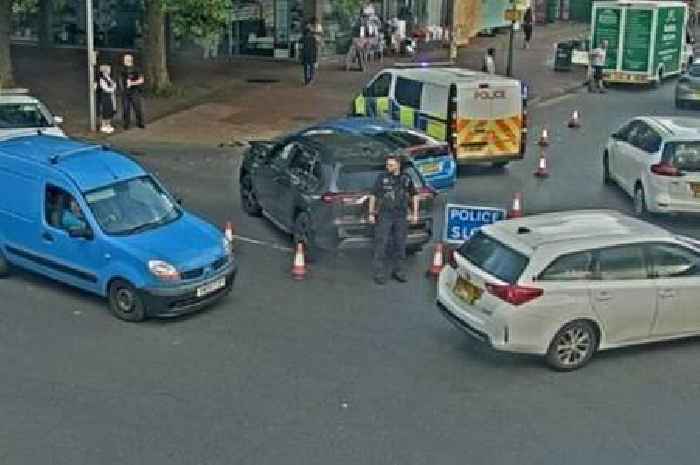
634 183 648 217
109 279 146 322
545 320 598 371
603 152 613 185
240 174 262 217
0 248 9 278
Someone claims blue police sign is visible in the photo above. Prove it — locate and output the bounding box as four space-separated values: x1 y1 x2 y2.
443 204 506 244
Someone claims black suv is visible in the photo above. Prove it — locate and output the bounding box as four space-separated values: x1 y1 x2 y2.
239 131 436 256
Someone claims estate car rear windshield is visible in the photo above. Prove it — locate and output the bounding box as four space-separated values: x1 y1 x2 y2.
336 164 425 192
457 231 529 284
662 142 700 171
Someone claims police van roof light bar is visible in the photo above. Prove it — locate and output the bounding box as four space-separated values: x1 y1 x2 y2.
392 61 456 69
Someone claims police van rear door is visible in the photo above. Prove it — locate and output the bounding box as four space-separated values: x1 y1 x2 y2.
456 78 523 163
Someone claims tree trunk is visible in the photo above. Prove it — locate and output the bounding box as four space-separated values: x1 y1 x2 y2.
0 0 14 87
39 0 53 49
143 0 171 94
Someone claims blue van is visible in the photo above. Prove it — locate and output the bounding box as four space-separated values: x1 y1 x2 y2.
0 135 237 321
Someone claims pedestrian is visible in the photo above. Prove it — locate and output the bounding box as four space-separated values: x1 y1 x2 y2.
368 155 419 285
301 27 318 85
589 40 607 93
483 47 496 74
98 64 116 134
522 8 533 49
119 53 145 129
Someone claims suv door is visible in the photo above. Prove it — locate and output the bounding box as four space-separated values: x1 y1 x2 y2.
613 121 645 193
627 122 662 191
609 120 638 185
277 143 324 229
253 141 300 218
589 244 658 344
647 242 700 336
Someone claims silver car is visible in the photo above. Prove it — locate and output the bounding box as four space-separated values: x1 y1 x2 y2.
676 63 700 109
0 89 65 139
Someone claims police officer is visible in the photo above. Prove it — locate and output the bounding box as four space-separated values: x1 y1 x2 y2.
369 155 419 285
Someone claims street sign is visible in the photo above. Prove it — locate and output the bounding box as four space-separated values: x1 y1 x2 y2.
443 204 506 245
505 8 523 22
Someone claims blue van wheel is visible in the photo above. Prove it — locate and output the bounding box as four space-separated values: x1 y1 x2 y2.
0 248 9 278
108 279 146 322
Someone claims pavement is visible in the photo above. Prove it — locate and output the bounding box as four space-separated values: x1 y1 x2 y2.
5 82 700 465
10 21 589 147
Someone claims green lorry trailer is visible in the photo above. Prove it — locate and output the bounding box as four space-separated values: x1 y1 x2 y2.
591 0 689 85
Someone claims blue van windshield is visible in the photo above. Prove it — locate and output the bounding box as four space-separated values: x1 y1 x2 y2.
84 176 181 235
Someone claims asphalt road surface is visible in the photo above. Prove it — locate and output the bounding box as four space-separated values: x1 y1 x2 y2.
3 82 700 465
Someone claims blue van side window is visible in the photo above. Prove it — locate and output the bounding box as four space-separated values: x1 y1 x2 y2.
45 185 86 232
395 77 422 109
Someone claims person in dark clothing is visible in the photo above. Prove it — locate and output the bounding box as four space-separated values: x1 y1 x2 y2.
119 53 145 129
368 155 419 285
301 28 318 85
523 8 533 49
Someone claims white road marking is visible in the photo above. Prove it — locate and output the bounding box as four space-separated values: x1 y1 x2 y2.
232 235 293 252
535 92 579 108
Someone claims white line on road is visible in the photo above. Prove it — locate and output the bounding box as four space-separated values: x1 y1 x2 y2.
233 235 293 252
535 92 579 108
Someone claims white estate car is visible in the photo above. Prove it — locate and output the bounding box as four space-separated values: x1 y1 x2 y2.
604 117 700 216
437 210 700 371
0 89 65 139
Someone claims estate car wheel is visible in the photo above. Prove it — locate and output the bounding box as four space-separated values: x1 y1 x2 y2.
603 152 613 185
109 279 146 322
240 174 262 217
545 320 598 371
634 183 648 217
293 212 320 263
0 248 9 278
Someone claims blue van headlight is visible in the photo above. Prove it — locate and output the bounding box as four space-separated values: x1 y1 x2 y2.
148 260 181 281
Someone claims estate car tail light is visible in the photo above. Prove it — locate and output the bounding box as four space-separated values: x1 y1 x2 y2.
485 283 543 306
650 162 682 177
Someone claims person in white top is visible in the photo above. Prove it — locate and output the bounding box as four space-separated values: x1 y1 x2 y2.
589 40 608 93
483 48 496 75
98 65 116 133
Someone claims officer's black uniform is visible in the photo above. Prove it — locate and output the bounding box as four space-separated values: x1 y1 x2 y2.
371 170 417 282
119 65 145 129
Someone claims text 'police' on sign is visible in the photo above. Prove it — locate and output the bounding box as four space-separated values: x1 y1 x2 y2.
443 204 506 244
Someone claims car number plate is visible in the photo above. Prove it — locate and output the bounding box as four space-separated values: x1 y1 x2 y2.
453 276 483 305
420 162 440 175
196 277 226 298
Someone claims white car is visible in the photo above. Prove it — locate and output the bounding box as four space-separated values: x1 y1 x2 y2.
437 210 700 371
604 116 700 216
0 89 65 139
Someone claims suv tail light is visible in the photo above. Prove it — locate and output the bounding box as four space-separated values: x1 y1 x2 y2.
485 283 543 306
321 192 368 205
650 162 682 177
447 248 458 269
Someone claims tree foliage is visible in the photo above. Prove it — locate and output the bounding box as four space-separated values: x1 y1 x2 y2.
171 0 231 40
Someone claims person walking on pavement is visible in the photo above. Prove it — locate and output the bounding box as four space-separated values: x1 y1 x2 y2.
590 40 608 93
368 155 419 285
119 53 145 129
483 48 496 74
98 64 116 134
522 8 533 49
301 27 319 85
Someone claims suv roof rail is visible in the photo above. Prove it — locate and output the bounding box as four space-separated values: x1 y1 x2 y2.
392 61 456 68
48 144 105 165
0 129 47 142
0 88 30 95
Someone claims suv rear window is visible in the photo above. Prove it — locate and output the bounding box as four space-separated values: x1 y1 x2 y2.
457 231 529 284
369 130 429 149
336 164 425 192
662 142 700 171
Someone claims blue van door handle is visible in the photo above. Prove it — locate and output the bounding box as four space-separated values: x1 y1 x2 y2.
42 232 54 243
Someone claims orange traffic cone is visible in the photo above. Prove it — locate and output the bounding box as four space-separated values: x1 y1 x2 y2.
533 150 549 177
427 242 445 278
224 221 235 251
568 110 580 128
538 128 549 147
291 242 307 281
508 192 523 219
